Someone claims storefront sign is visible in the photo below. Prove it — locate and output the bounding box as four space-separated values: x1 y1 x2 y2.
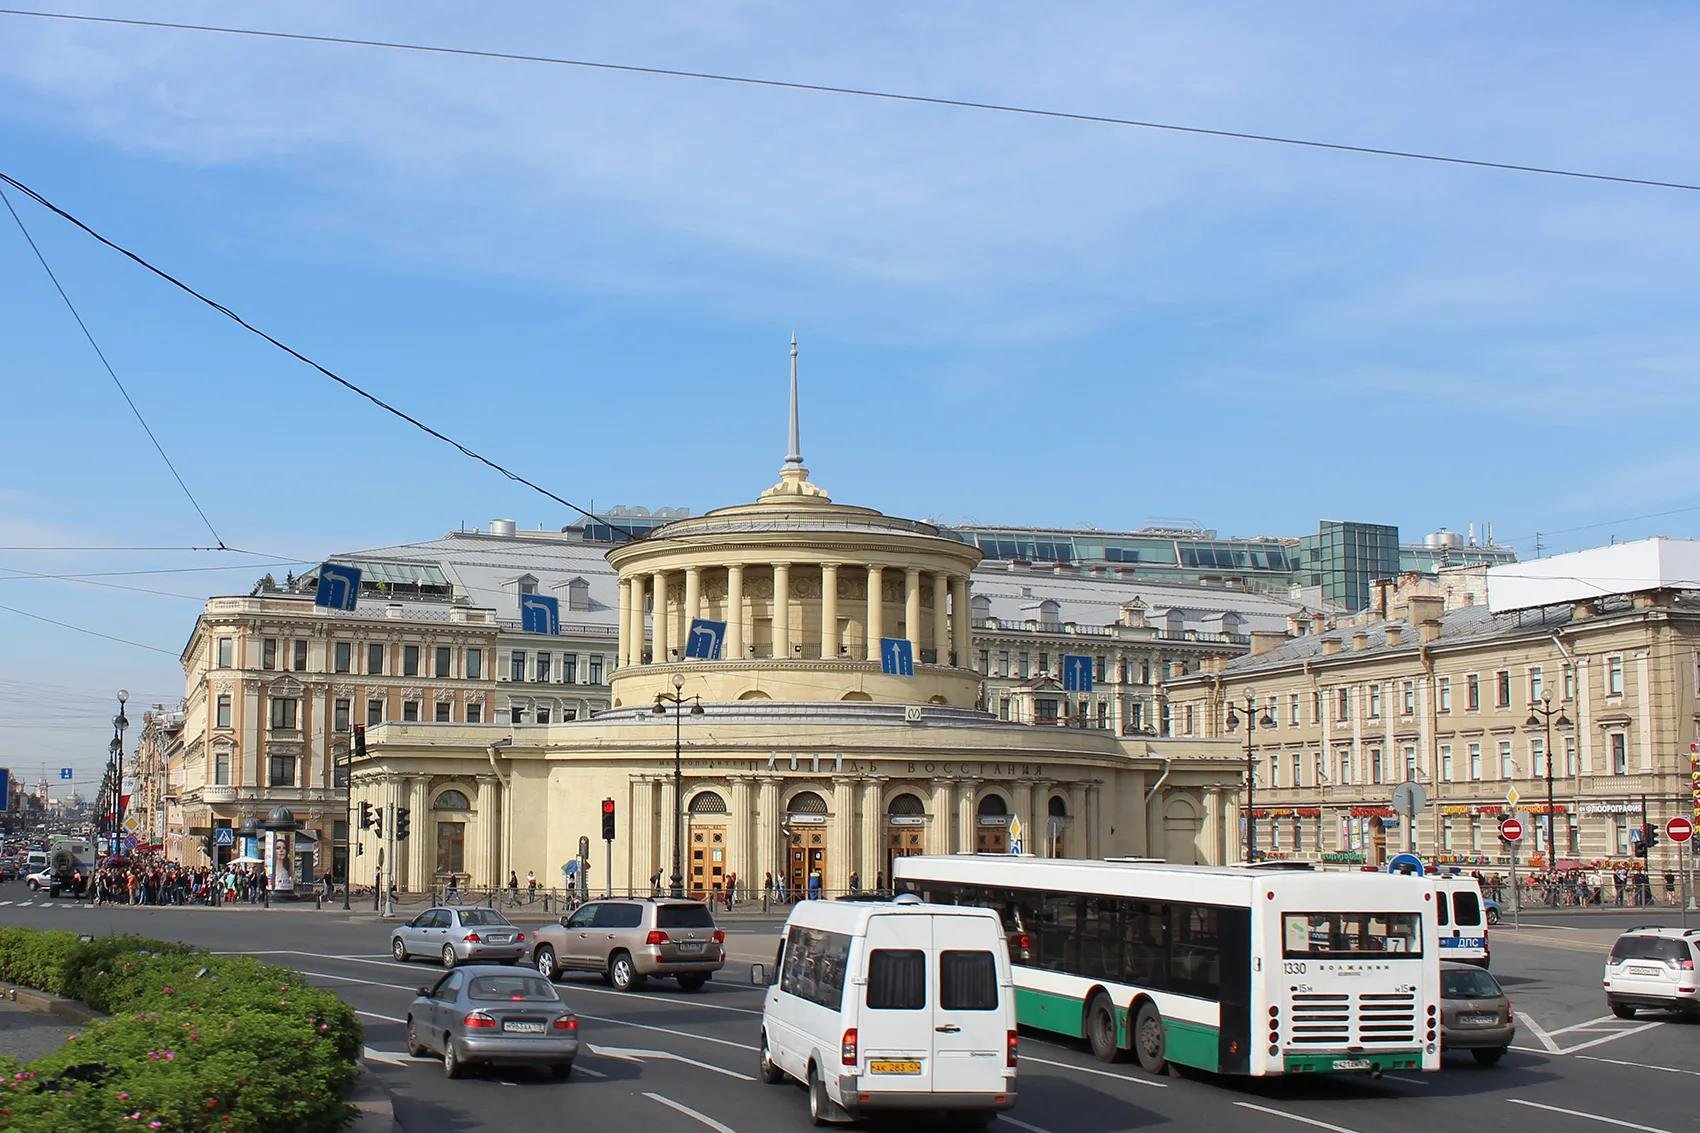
978 815 1010 827
1322 851 1365 864
887 816 927 827
785 814 828 826
1580 801 1640 816
1350 806 1396 818
1441 805 1473 816
1295 808 1322 818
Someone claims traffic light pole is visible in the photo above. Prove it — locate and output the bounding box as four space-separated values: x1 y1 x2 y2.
605 838 612 898
383 803 396 919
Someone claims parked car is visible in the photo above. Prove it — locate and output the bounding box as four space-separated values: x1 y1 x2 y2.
1603 925 1700 1018
529 897 725 991
754 895 1018 1125
405 965 578 1079
1439 960 1515 1065
392 907 528 968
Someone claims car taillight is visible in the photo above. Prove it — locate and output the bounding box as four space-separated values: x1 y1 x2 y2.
463 933 481 943
1679 959 1695 971
712 929 726 943
841 1028 858 1066
646 930 670 946
553 1015 578 1031
1007 1030 1019 1067
516 933 526 944
464 1011 496 1029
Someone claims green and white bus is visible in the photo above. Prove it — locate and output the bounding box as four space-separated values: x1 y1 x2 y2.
893 855 1441 1078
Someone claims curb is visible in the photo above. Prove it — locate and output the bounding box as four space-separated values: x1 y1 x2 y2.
4 985 99 1022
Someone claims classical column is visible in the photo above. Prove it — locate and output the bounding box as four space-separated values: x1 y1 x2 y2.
932 573 949 666
407 776 431 891
860 778 885 887
756 777 782 890
684 567 702 630
927 778 953 854
1030 780 1053 856
651 571 670 663
952 575 972 668
729 777 752 892
485 776 504 890
831 777 857 893
658 776 678 892
628 575 646 666
1201 787 1222 866
904 568 923 653
1086 781 1103 860
820 563 839 659
955 782 976 854
726 565 745 659
866 566 885 661
619 578 631 666
772 563 791 659
474 776 498 888
1067 783 1089 861
629 777 654 896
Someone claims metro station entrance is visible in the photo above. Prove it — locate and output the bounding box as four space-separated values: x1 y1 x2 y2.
976 794 1010 854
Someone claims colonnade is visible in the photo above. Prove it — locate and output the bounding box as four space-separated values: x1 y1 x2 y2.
619 562 973 668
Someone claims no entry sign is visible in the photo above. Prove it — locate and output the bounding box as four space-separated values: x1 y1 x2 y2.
1500 817 1523 842
1667 816 1694 844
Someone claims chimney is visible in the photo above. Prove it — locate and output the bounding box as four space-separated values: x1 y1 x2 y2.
1310 614 1327 635
1352 632 1369 651
1321 637 1342 656
1250 630 1288 656
1384 625 1404 647
1407 595 1444 625
1169 661 1187 679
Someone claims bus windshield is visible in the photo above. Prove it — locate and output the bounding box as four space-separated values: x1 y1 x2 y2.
1282 912 1423 958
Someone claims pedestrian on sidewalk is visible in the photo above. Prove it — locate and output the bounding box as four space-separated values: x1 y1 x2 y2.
725 873 737 911
526 870 537 903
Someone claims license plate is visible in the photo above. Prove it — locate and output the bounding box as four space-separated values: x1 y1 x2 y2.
1629 966 1661 976
676 941 704 953
1331 1059 1372 1071
485 935 511 944
869 1060 922 1075
502 1021 545 1034
1459 1013 1497 1025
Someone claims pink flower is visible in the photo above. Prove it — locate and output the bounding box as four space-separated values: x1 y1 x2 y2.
118 1091 129 1099
149 1123 162 1130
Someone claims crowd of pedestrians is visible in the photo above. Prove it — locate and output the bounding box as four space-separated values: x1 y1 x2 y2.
1471 865 1679 906
88 856 272 906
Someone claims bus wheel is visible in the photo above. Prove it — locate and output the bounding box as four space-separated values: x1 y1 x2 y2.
1133 1002 1167 1075
1085 994 1120 1062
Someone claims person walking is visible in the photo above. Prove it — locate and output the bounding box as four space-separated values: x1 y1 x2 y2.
725 872 737 911
508 870 520 903
526 869 537 903
763 871 774 905
808 868 822 901
849 870 861 895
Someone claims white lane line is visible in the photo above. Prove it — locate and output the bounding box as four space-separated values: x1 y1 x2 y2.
356 1010 405 1024
1559 1021 1661 1054
299 969 419 993
0 901 14 907
999 1118 1056 1133
1510 1046 1551 1055
644 1092 738 1133
1549 1013 1619 1036
1018 1054 1167 1088
587 1043 754 1082
1233 1102 1360 1132
1578 1053 1700 1078
16 901 32 908
1515 1011 1561 1053
1383 1074 1429 1086
574 1064 608 1079
1507 1099 1662 1131
575 1012 755 1053
362 1046 415 1066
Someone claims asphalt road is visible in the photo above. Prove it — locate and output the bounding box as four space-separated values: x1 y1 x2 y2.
1 890 1697 1133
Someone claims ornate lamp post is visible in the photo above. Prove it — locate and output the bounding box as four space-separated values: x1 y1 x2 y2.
1525 688 1572 903
653 673 703 899
1226 691 1275 863
109 689 129 847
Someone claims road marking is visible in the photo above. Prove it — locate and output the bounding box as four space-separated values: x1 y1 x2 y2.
0 901 13 907
1509 1046 1551 1055
587 1043 754 1082
1515 1011 1561 1053
1549 1013 1619 1036
576 1012 756 1053
1017 1054 1167 1088
550 980 763 1015
1233 1102 1360 1132
574 1064 608 1079
299 969 419 993
1383 1074 1428 1086
356 1010 405 1024
999 1118 1056 1133
362 1046 417 1066
644 1092 739 1133
1508 1099 1662 1131
1559 1021 1661 1054
1577 1053 1700 1078
16 901 31 908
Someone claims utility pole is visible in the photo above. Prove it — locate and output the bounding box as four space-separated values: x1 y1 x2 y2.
383 803 396 918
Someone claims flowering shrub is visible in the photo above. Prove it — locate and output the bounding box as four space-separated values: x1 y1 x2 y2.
0 928 359 1132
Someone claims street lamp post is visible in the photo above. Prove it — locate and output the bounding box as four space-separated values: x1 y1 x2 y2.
1525 689 1572 904
1225 691 1275 863
652 673 703 900
109 689 129 849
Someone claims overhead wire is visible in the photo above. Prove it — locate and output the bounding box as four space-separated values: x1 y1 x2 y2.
1 183 226 547
0 600 179 655
0 8 1696 193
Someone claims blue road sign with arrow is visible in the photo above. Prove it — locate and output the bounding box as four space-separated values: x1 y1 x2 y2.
520 593 560 635
880 637 914 677
1387 852 1425 877
314 562 362 611
59 767 74 781
214 827 235 847
685 618 726 660
1062 654 1094 692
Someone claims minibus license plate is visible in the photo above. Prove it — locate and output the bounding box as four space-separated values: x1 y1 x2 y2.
870 1060 922 1075
1331 1059 1371 1071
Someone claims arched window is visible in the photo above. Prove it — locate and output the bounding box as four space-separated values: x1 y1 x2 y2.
1048 795 1068 817
433 790 471 811
977 794 1009 817
738 689 772 701
787 790 828 815
689 792 728 815
840 691 873 701
887 793 925 817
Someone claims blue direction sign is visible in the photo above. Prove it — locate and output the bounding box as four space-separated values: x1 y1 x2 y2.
1387 852 1425 877
314 562 362 611
520 593 560 635
0 769 8 812
880 637 914 677
214 827 235 847
59 767 74 781
685 618 726 660
1062 654 1094 692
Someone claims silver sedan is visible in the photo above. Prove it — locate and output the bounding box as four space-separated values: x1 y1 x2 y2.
391 906 528 967
406 966 579 1079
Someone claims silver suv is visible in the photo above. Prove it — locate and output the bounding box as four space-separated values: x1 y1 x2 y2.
1603 925 1700 1018
529 898 726 992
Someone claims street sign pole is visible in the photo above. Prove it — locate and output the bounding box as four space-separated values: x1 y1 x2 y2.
605 838 613 899
383 803 395 919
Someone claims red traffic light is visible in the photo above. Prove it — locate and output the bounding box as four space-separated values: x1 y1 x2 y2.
602 799 615 815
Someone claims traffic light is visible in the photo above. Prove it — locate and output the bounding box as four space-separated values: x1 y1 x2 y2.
395 807 411 842
373 805 384 839
353 724 367 759
1644 824 1660 852
601 798 616 841
359 801 373 830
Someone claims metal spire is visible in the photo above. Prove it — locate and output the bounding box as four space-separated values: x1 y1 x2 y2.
783 332 804 470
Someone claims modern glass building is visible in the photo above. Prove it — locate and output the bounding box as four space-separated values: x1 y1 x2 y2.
1294 521 1400 612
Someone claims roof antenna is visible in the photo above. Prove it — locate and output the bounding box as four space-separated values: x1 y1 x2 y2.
783 332 803 471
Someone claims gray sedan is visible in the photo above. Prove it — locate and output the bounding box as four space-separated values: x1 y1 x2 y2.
391 906 528 967
406 966 579 1079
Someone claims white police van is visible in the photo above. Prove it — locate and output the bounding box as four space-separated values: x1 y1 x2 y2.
1432 875 1490 968
754 896 1018 1126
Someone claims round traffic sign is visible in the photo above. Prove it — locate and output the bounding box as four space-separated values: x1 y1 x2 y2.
1500 817 1523 842
1668 816 1694 844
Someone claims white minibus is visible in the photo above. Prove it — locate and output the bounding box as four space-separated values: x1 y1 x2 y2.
1431 874 1490 967
754 897 1019 1126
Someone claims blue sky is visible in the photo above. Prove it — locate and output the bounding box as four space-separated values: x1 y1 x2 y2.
1 2 1697 785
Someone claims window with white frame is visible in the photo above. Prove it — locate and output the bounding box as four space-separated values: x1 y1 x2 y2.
1311 691 1321 723
402 700 420 723
1470 814 1482 851
1498 740 1514 778
214 751 230 785
216 637 233 668
1607 655 1623 696
1402 680 1415 715
1610 732 1628 774
435 702 451 723
292 640 308 672
466 702 482 724
333 698 350 732
1528 666 1543 705
1370 747 1383 783
1564 736 1578 776
1531 737 1547 778
1336 688 1350 721
1440 744 1453 781
1466 673 1480 711
1368 685 1382 719
1495 670 1511 708
1290 693 1301 726
1438 676 1451 713
367 642 385 675
1564 663 1575 700
367 698 383 726
588 656 604 683
1402 745 1416 781
215 694 231 729
1443 817 1455 851
269 697 297 730
467 648 483 680
563 654 576 684
1614 816 1631 854
261 638 277 670
1468 742 1482 780
1337 747 1352 785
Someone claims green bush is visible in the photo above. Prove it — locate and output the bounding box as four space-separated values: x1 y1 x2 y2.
0 928 360 1132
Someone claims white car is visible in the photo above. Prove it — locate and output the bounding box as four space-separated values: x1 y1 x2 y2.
1603 925 1700 1018
25 869 51 891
